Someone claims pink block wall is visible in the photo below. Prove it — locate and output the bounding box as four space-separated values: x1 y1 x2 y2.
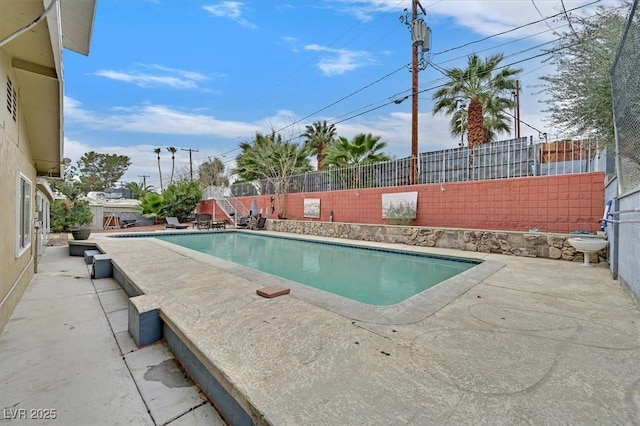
200 172 605 234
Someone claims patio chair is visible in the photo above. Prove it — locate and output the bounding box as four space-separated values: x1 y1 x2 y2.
237 216 249 228
165 217 189 229
254 217 267 230
196 213 212 230
211 220 227 230
121 219 138 229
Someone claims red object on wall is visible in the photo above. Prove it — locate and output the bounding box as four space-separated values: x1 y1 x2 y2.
198 172 605 234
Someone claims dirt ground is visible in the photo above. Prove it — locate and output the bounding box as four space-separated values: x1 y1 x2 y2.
46 233 69 246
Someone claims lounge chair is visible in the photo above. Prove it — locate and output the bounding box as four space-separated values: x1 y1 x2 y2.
254 217 267 230
121 219 138 228
237 216 249 228
165 217 189 229
196 213 212 230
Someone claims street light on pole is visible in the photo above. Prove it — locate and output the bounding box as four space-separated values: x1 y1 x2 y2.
401 0 431 185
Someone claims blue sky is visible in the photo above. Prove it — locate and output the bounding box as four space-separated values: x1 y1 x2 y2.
62 0 622 188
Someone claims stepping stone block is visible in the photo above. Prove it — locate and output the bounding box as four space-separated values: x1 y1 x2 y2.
129 299 162 347
92 254 113 279
68 240 98 256
84 249 102 265
256 285 290 298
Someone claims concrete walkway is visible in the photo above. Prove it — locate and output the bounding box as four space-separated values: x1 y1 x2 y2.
0 245 224 426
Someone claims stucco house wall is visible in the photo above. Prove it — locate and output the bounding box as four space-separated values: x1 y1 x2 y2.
0 52 38 330
0 0 96 332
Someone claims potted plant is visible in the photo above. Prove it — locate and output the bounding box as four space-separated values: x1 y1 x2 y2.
69 199 94 240
48 168 93 239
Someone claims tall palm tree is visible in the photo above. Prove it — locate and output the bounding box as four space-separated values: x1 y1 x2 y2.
303 120 336 170
322 133 390 168
167 146 177 185
432 53 520 147
153 148 163 192
450 96 513 145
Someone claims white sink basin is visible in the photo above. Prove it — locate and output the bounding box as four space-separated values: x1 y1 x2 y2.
568 237 608 266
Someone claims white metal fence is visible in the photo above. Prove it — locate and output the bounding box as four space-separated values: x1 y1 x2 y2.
231 137 605 196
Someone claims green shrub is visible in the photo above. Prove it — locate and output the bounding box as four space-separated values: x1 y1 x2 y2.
138 193 166 223
51 199 93 232
163 180 203 222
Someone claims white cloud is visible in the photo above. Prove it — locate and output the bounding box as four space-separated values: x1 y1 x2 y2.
333 0 623 42
65 96 103 126
304 44 376 76
144 65 212 81
202 1 256 28
93 64 213 89
93 70 199 89
64 97 295 139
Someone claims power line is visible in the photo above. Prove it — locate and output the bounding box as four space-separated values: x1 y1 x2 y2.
273 63 410 135
502 108 544 134
169 2 610 170
271 0 602 139
256 0 399 105
166 43 564 174
328 42 585 132
560 0 580 37
431 0 601 57
201 42 575 169
435 23 567 67
531 0 556 32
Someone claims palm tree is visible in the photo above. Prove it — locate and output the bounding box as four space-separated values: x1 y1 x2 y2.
322 133 390 168
233 131 312 218
124 181 154 200
432 53 520 147
167 146 177 185
450 96 513 145
303 120 336 170
153 148 164 192
198 156 229 188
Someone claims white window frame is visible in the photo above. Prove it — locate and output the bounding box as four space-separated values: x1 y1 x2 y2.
16 173 32 257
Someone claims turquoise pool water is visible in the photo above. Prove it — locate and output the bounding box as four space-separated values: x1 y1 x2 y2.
154 233 478 306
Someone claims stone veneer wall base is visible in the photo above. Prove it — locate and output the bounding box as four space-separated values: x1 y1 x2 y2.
267 220 608 264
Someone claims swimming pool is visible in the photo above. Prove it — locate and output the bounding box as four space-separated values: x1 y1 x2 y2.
154 232 479 306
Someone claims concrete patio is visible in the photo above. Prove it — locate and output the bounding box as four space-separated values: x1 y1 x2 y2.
2 229 639 425
0 244 224 426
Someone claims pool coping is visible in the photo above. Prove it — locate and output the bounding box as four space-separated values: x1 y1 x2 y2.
109 230 504 324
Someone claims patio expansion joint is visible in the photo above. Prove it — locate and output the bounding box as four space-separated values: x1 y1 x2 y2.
482 281 625 307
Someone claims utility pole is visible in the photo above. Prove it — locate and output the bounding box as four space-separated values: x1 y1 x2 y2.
138 174 150 187
514 80 521 139
401 0 429 185
181 147 199 181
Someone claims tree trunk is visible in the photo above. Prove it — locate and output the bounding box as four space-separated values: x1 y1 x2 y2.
170 155 175 185
467 97 486 148
157 158 164 192
317 141 325 171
